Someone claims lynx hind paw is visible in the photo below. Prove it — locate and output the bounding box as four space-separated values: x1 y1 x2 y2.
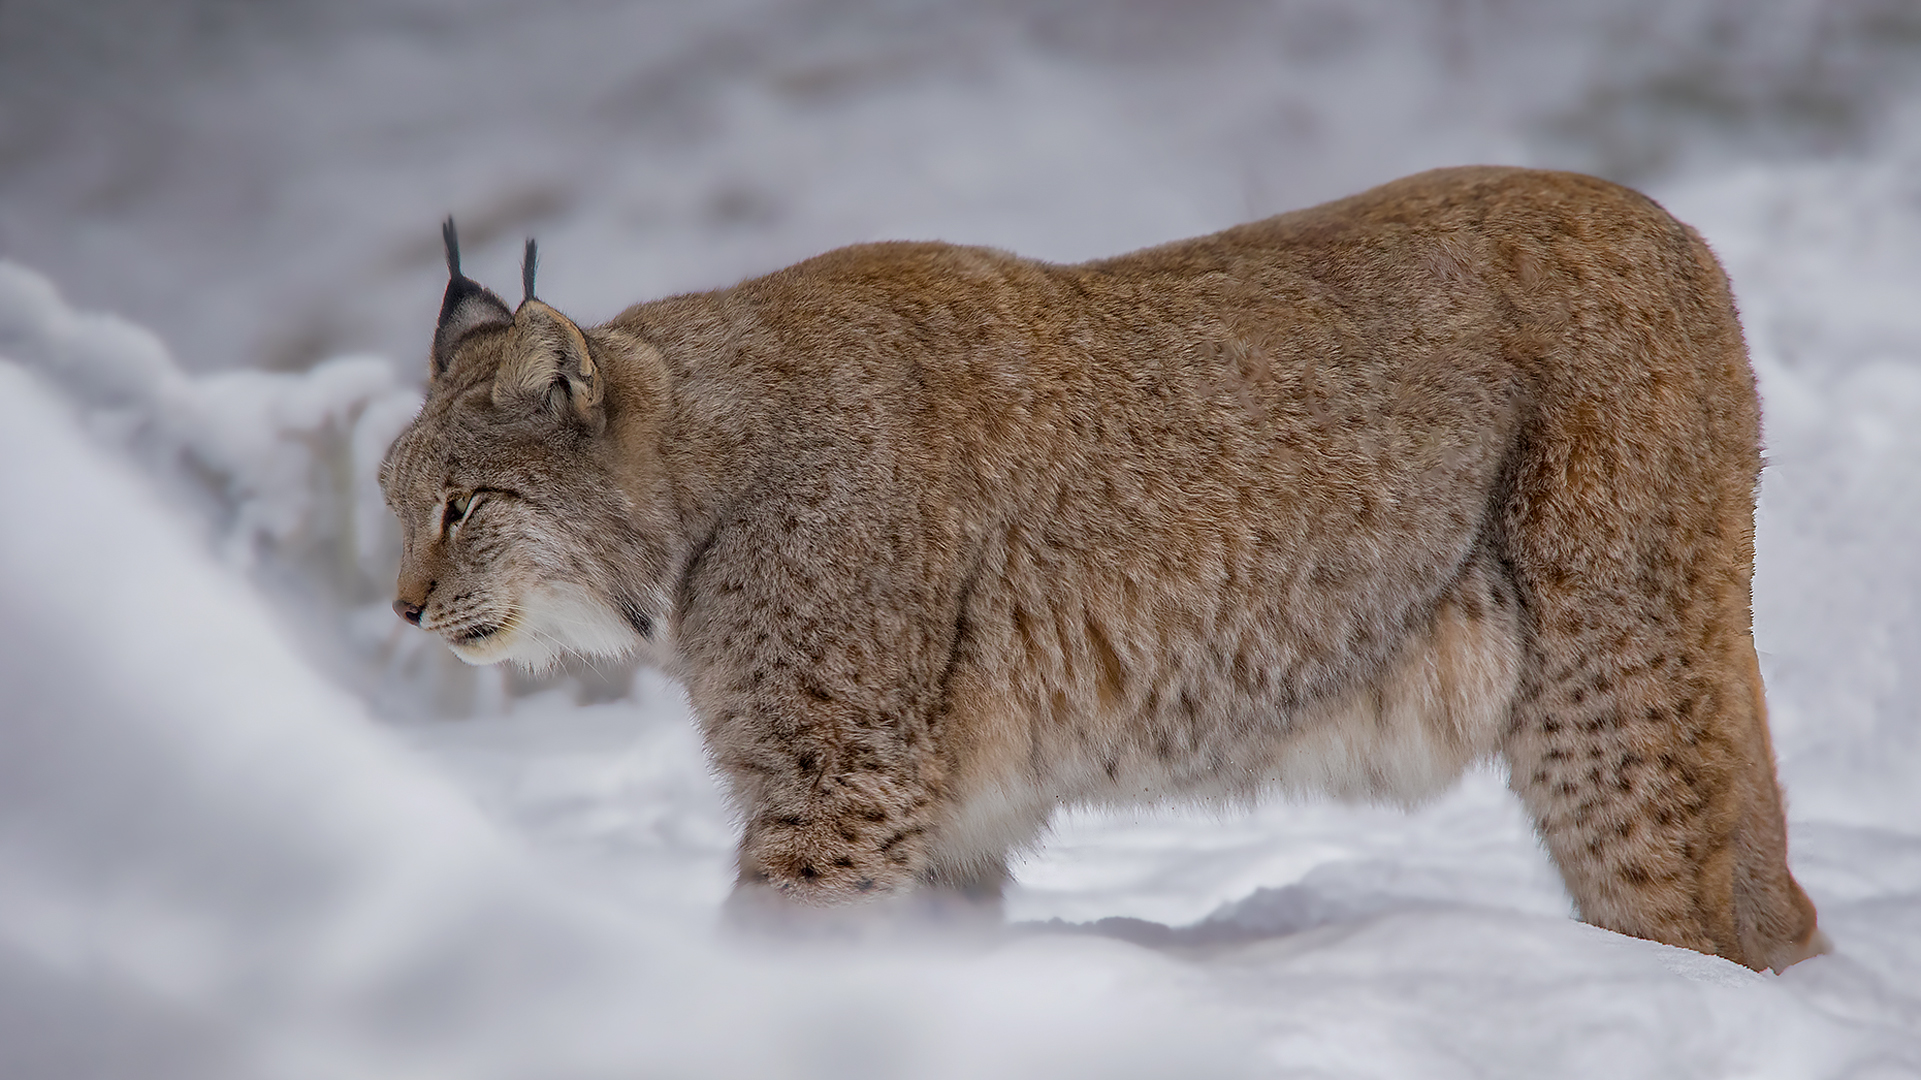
1770 926 1832 974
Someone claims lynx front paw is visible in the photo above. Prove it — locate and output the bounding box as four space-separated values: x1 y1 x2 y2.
736 811 927 904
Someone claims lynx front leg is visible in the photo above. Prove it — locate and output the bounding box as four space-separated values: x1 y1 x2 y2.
677 507 964 908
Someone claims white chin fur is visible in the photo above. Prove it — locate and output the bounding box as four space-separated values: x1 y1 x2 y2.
447 582 643 672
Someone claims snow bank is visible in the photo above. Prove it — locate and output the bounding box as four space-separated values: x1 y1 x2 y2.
0 262 408 574
0 261 514 715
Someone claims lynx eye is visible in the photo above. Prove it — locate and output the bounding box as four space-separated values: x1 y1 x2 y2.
444 492 474 530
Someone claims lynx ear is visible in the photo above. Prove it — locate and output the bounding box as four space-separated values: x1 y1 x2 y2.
493 298 604 435
431 217 513 379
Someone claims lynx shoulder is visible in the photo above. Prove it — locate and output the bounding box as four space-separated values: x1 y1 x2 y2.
380 166 1823 972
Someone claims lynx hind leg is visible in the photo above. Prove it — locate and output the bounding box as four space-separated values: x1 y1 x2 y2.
1499 445 1819 967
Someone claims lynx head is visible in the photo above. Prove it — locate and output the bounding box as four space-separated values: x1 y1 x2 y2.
379 220 670 671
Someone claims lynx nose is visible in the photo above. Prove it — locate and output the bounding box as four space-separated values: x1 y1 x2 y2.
393 599 424 625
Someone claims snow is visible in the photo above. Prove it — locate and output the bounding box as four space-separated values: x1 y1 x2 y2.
3 3 1921 1076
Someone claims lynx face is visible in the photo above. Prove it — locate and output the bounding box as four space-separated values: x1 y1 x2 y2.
380 404 650 671
379 230 669 672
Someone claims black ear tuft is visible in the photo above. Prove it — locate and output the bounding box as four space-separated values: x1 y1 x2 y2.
443 217 462 278
521 237 538 303
431 216 513 379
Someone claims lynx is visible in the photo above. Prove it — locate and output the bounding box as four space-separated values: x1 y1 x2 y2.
380 166 1823 972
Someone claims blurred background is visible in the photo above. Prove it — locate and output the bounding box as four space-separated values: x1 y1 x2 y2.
7 0 1921 719
3 3 1921 1077
7 0 1921 373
